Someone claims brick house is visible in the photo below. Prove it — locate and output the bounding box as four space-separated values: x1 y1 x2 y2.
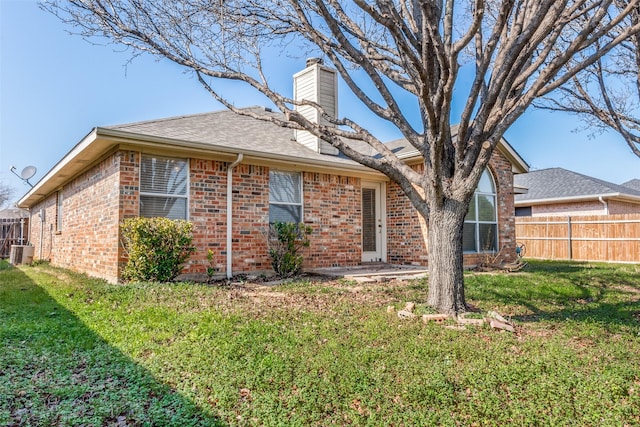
514 168 640 217
17 61 528 283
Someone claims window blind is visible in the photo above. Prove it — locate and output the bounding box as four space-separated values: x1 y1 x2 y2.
139 155 188 219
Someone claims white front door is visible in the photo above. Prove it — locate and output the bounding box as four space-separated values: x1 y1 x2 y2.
361 182 385 262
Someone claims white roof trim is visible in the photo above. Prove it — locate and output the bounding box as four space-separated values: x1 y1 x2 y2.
515 193 640 207
98 128 375 172
18 128 100 208
17 127 384 208
496 139 529 174
396 138 529 174
19 121 530 208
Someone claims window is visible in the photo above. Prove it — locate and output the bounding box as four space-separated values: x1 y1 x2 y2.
515 206 532 217
139 155 188 219
463 169 498 252
269 171 302 223
56 190 63 231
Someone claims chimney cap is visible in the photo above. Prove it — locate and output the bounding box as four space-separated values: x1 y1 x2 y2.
306 57 324 67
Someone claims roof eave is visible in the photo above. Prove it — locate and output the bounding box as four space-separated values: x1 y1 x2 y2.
514 192 640 207
17 127 385 208
18 128 101 208
513 184 528 195
99 127 381 175
496 137 529 174
395 138 529 173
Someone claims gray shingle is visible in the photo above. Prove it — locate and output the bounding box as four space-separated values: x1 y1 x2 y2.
105 107 369 166
622 179 640 192
515 168 640 202
104 107 528 174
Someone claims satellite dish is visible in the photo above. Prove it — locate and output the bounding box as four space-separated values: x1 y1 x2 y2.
9 165 37 188
20 166 37 180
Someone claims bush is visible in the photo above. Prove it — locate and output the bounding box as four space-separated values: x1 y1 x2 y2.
120 217 195 282
205 249 217 281
268 222 312 278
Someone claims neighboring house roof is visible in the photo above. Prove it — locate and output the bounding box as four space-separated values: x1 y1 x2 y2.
0 207 29 220
514 168 640 206
622 179 640 192
18 107 528 208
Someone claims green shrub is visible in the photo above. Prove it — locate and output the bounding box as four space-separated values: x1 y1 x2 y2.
205 249 217 281
268 222 312 278
120 217 195 282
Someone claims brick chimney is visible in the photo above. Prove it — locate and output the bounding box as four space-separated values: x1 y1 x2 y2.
292 58 339 155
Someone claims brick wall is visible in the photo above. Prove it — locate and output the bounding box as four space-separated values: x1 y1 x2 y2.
491 150 517 264
27 197 55 264
532 200 605 217
183 162 271 277
530 200 640 216
27 147 519 281
386 164 429 265
29 151 369 282
386 150 517 267
605 200 640 215
30 151 122 282
303 172 362 268
117 151 140 277
182 163 363 279
225 163 270 273
186 159 229 276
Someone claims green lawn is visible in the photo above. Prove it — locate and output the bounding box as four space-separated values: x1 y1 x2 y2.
1 260 639 426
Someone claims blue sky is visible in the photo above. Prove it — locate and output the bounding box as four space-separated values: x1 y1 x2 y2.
1 0 639 207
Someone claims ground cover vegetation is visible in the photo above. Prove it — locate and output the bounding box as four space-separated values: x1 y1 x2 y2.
1 259 639 426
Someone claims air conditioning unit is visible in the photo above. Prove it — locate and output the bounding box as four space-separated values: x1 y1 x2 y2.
9 245 35 265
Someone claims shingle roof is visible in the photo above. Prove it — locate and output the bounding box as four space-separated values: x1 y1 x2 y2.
383 127 529 174
19 106 529 208
105 107 367 167
622 179 640 192
104 107 528 172
514 168 640 203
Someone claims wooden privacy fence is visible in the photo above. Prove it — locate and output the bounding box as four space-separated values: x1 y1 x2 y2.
515 214 640 263
1 218 28 259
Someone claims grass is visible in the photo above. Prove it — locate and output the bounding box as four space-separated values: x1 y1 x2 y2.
1 259 639 426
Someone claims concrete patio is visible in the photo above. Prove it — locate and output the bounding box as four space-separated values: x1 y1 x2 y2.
309 263 428 283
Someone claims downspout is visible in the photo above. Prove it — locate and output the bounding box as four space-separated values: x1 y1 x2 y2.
598 196 609 215
25 208 32 246
226 153 244 279
19 218 24 245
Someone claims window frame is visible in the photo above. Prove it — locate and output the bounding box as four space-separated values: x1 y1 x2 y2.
56 190 63 232
463 169 498 253
139 154 189 220
269 170 303 224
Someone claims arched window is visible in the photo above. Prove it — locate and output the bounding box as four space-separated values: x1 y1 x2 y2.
463 169 498 252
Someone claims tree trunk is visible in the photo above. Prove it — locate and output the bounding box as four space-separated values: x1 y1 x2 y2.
426 200 468 315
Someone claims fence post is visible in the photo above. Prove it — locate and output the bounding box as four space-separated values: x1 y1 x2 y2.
567 216 572 260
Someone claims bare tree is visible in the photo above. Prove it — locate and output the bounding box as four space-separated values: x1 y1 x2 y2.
42 0 640 314
0 183 13 209
540 5 640 158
